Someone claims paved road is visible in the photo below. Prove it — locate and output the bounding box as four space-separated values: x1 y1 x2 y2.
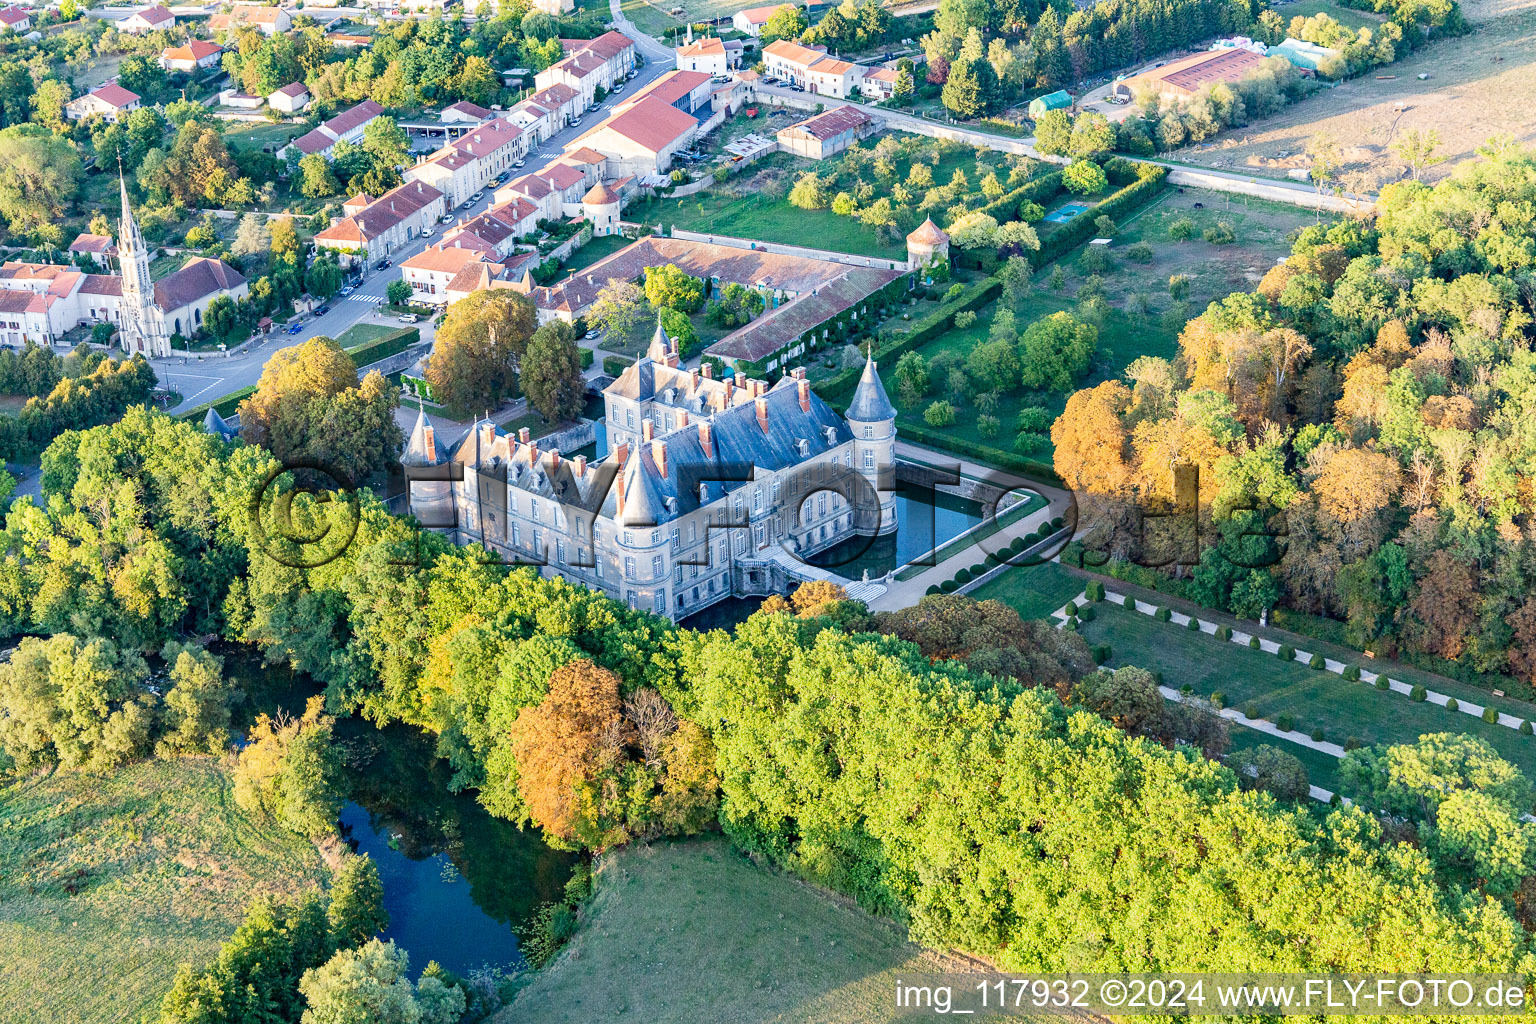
161 30 676 414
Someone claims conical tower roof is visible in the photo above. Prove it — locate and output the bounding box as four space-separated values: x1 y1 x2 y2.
583 181 619 206
202 406 234 439
846 352 895 422
402 404 446 466
908 217 948 246
645 313 671 362
618 452 669 527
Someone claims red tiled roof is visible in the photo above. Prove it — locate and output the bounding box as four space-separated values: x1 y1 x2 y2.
163 39 222 61
403 244 489 274
592 96 696 154
80 275 123 296
780 104 871 141
735 3 791 24
88 83 142 109
316 180 443 245
763 40 826 66
272 82 308 98
69 233 116 254
677 37 725 57
0 6 29 26
445 100 492 119
635 69 711 107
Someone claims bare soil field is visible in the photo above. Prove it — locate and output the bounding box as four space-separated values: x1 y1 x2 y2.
1168 0 1536 185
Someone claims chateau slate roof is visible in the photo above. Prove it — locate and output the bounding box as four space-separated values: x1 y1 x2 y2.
846 354 895 422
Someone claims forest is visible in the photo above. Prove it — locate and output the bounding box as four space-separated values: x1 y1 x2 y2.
1051 140 1536 696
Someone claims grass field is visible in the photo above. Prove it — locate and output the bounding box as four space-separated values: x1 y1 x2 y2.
0 758 329 1024
1224 722 1353 798
1076 601 1536 777
333 322 395 349
501 838 1037 1024
967 561 1087 621
561 233 633 274
1274 0 1385 32
1171 0 1536 184
223 120 305 155
628 184 908 260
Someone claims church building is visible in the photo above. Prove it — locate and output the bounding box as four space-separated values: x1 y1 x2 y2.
403 319 898 620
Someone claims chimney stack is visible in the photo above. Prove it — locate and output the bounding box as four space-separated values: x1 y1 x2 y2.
690 367 700 390
734 371 747 389
614 440 630 465
755 396 769 432
791 366 806 380
518 427 530 443
701 362 713 379
652 439 667 478
616 465 626 515
642 419 654 441
698 419 713 457
528 437 538 463
798 378 810 412
574 454 587 476
479 420 495 450
678 410 689 428
549 448 560 470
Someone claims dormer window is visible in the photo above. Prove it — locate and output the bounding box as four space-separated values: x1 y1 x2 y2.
796 438 809 457
824 427 836 445
698 482 708 503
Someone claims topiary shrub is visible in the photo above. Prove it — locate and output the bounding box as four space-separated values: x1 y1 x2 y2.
1409 685 1427 702
1329 793 1342 806
1342 665 1360 681
1180 684 1192 694
1078 605 1096 622
1086 581 1105 602
1522 721 1534 736
1278 645 1294 661
1211 691 1226 709
1444 698 1458 712
954 567 972 584
1050 515 1065 529
1309 652 1325 669
1155 607 1171 622
1092 643 1111 664
970 563 985 576
1248 635 1260 650
1345 736 1363 751
1482 707 1498 724
1064 616 1079 631
1374 677 1390 691
1242 702 1259 720
925 584 941 596
1216 625 1231 641
1186 617 1200 631
1064 600 1078 617
940 579 957 593
1276 714 1294 733
1150 670 1163 686
1310 727 1324 742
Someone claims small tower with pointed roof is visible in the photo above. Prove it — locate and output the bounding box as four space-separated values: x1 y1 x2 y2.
906 217 950 274
401 404 455 527
845 351 898 535
582 181 621 237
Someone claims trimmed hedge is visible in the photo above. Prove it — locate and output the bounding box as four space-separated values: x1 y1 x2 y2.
345 326 420 368
1445 698 1458 712
1154 607 1171 622
1345 736 1363 751
1215 625 1230 641
1030 160 1168 270
1309 652 1325 669
926 584 941 595
1211 691 1226 709
940 579 957 593
1278 646 1295 662
1276 714 1294 733
603 355 632 377
1522 721 1533 736
1248 635 1261 650
1342 665 1361 681
579 347 594 369
955 567 973 584
1375 677 1390 691
179 383 256 423
1409 685 1427 702
1185 617 1200 631
1064 600 1078 617
976 169 1065 224
1482 707 1498 724
1310 727 1324 742
1086 581 1105 602
1092 643 1110 664
1064 616 1079 631
1078 605 1095 622
894 416 1064 484
1242 702 1259 720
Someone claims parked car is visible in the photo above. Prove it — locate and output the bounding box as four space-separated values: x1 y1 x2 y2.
398 313 419 324
340 284 355 296
287 323 303 335
570 117 583 127
422 227 434 237
514 158 526 167
472 191 484 202
313 304 330 317
375 258 391 270
459 199 473 209
612 82 625 93
712 74 730 84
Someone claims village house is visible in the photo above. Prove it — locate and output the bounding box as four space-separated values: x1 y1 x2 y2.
676 34 728 76
279 99 384 162
268 82 310 113
65 84 142 123
403 116 528 210
161 39 224 72
120 4 175 33
533 32 637 110
776 105 875 160
209 4 292 36
313 180 446 266
731 2 792 37
0 5 31 33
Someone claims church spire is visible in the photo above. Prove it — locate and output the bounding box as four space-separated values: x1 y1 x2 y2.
118 161 145 258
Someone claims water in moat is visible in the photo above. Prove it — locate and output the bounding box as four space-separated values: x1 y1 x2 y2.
808 489 984 581
336 721 576 975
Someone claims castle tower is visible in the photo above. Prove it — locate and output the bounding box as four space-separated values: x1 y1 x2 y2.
845 352 897 535
117 170 171 358
402 404 455 528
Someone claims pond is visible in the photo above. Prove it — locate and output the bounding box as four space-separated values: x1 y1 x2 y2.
809 488 984 581
336 721 577 976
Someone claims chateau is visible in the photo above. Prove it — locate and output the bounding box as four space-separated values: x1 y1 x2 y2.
403 321 897 619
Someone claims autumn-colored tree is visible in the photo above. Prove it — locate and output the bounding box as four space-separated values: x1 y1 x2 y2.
425 290 538 416
873 593 1096 689
1404 550 1480 660
1507 599 1536 686
1308 445 1402 526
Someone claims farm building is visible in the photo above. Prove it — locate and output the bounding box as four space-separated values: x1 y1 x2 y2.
1271 38 1340 72
776 105 875 160
1112 48 1266 101
1028 90 1072 118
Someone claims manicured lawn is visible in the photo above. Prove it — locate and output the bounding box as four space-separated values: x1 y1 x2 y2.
501 837 1051 1024
333 322 395 349
628 188 908 260
0 759 329 1024
1077 601 1536 778
968 560 1086 621
561 233 633 274
223 121 305 155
